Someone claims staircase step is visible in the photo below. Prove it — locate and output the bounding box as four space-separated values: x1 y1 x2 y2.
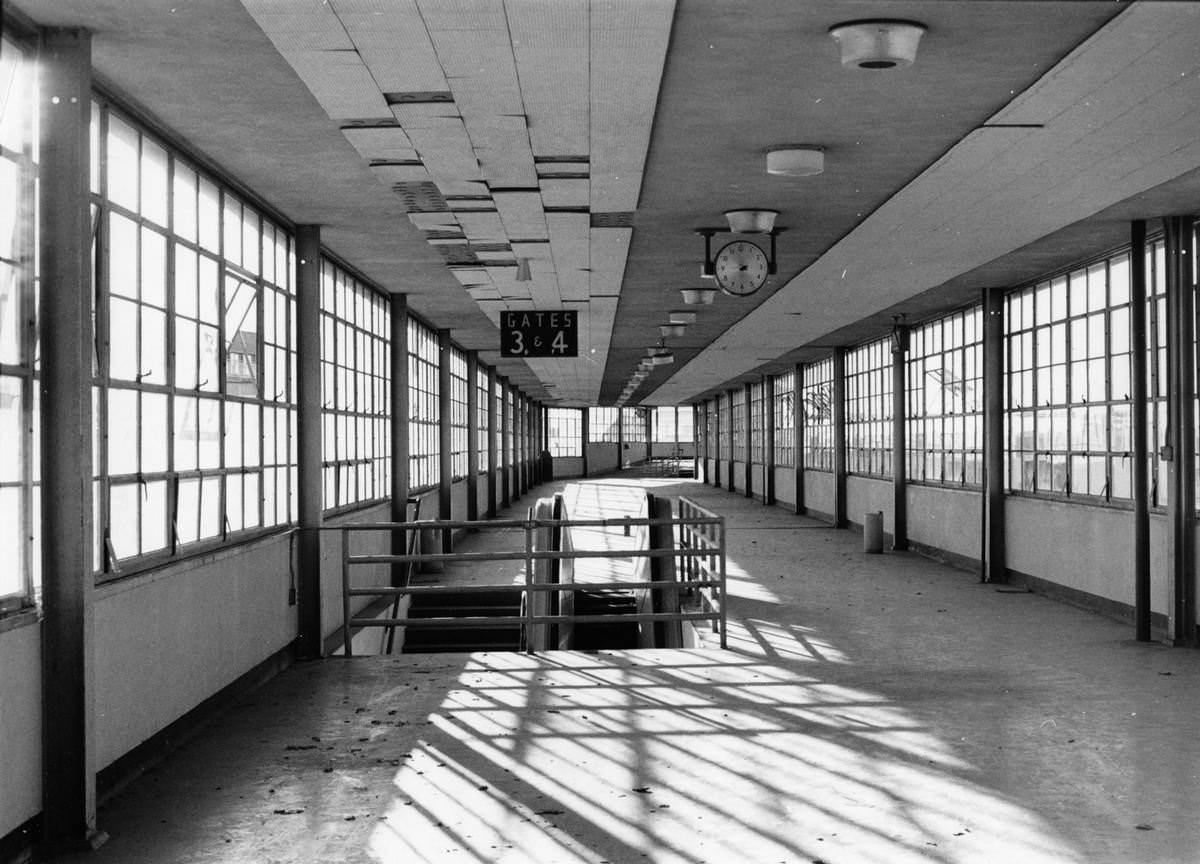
409 605 521 619
402 643 519 654
410 590 521 608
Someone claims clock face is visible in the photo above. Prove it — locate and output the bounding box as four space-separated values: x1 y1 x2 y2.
713 240 769 296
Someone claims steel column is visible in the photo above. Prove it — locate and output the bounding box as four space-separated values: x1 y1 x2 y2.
892 327 909 550
466 352 479 521
744 382 753 498
39 28 102 853
295 225 324 657
486 367 498 517
389 294 410 582
764 375 776 505
983 286 1007 583
582 408 591 477
832 348 847 528
1165 216 1196 645
1130 221 1151 640
794 363 805 514
437 329 452 549
499 377 510 506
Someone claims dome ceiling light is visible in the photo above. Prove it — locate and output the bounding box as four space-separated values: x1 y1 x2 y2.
680 287 717 305
724 209 778 234
829 19 927 70
767 146 824 177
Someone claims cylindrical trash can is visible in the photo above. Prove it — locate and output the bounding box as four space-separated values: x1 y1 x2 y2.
417 520 444 573
863 511 884 554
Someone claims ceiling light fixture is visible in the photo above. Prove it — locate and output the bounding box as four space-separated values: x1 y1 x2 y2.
680 287 717 306
514 257 532 281
724 209 778 234
659 323 686 339
829 19 926 70
767 146 825 177
669 311 696 325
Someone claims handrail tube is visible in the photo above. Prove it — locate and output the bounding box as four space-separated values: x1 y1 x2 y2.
318 515 721 532
338 502 730 653
341 527 353 657
351 611 723 628
346 579 724 597
347 546 722 566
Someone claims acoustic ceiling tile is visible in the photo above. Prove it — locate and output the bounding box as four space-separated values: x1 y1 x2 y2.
280 50 392 120
417 0 508 32
539 178 589 209
241 0 353 51
341 127 416 161
507 0 590 158
494 191 547 241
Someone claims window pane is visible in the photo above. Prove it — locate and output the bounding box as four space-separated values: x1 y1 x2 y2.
173 162 197 242
140 137 168 227
107 388 138 474
178 477 200 544
142 479 168 553
109 482 140 560
106 114 140 213
174 395 197 471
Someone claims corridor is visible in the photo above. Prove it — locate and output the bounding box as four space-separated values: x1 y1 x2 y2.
54 477 1200 864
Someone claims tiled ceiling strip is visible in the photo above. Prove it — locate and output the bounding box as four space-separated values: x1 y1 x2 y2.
240 0 674 403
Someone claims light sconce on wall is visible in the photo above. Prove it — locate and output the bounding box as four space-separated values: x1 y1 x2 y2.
829 19 926 70
890 314 909 354
514 257 532 281
659 323 687 339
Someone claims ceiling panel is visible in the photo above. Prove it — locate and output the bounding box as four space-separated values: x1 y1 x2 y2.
650 2 1200 405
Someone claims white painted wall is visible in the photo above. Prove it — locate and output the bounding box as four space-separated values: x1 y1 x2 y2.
774 467 795 507
551 456 584 478
847 475 893 533
908 484 982 562
93 534 295 769
1007 496 1170 614
804 470 835 517
0 620 40 838
586 442 619 475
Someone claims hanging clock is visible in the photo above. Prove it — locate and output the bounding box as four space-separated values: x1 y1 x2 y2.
713 240 769 296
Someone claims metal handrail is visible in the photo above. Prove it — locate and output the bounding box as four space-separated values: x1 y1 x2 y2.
338 507 727 656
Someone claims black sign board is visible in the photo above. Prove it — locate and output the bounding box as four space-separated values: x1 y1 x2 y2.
500 310 578 358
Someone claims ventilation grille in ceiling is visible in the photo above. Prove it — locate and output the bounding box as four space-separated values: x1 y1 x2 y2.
436 243 478 265
590 212 634 228
384 91 454 104
393 181 448 213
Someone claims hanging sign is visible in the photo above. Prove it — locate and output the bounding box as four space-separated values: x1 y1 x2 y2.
501 310 578 358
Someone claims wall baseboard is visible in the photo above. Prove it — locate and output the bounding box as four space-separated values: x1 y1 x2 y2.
908 540 982 577
0 816 36 864
1008 569 1170 635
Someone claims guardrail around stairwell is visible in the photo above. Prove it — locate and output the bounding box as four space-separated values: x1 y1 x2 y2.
332 508 727 656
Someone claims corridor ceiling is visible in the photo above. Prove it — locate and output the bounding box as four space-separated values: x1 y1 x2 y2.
18 0 1200 406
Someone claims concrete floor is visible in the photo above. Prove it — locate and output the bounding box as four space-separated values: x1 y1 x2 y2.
57 476 1200 863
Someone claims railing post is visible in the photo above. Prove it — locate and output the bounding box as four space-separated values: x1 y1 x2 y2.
524 516 536 654
342 527 353 658
719 517 728 649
